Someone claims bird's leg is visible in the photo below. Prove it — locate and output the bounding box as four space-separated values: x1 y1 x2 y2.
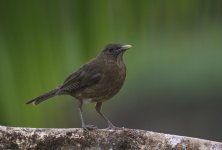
95 102 119 129
77 100 97 130
78 101 85 127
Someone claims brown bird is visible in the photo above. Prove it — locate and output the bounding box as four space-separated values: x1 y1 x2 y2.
26 43 132 130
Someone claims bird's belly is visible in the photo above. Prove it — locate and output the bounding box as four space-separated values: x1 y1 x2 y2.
75 66 126 102
76 80 124 102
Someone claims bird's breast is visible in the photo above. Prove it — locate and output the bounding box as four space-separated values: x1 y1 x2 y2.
76 61 126 102
96 61 126 100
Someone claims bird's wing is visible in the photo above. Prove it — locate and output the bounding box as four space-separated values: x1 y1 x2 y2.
62 69 82 86
57 63 102 94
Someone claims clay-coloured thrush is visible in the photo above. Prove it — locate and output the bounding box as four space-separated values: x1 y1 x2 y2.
26 43 132 130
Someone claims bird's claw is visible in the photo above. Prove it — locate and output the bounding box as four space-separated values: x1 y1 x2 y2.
106 125 121 130
83 124 98 131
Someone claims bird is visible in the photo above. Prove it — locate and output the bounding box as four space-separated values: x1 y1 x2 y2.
26 43 132 130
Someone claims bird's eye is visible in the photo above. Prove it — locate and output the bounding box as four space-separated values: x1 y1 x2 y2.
108 48 114 52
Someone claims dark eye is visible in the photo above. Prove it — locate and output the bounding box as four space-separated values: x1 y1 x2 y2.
108 48 114 52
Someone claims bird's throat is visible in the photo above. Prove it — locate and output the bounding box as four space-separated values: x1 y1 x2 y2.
117 52 124 66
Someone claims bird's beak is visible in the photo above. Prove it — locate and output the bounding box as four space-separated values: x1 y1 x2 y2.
121 45 132 51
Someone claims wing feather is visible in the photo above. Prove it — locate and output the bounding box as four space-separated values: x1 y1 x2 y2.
57 61 102 94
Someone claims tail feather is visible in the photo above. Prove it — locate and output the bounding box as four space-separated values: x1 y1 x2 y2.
26 88 58 105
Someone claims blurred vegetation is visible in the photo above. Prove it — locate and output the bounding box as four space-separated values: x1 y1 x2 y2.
0 0 222 141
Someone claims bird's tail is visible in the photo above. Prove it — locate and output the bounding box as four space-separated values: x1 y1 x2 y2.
26 88 59 105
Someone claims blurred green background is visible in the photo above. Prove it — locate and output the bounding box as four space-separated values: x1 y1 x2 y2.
0 0 222 141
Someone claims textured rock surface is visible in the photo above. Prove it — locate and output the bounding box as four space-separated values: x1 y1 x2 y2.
0 125 221 149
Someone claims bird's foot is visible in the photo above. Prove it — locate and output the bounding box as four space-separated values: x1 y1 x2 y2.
83 124 98 131
105 124 121 130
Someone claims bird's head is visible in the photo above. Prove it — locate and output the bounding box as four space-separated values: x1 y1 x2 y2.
99 43 132 61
